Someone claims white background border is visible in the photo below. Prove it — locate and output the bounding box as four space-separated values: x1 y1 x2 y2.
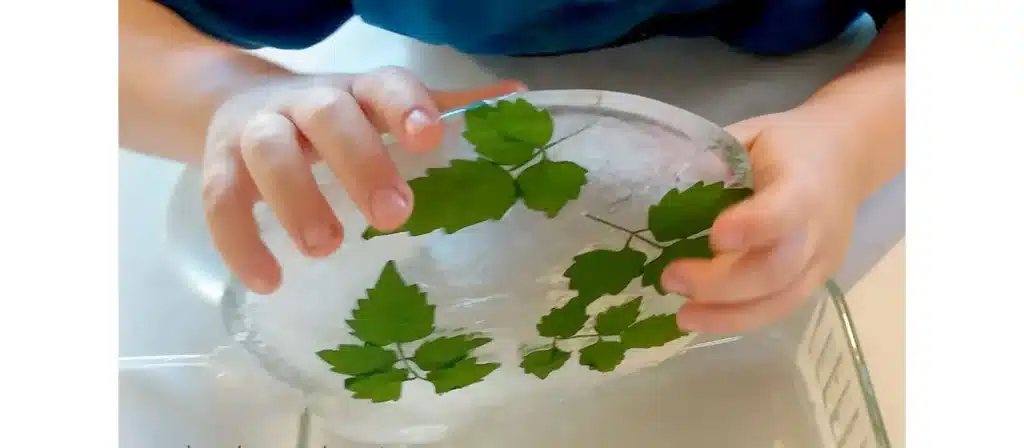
1 1 1022 447
904 2 1024 447
1 1 118 446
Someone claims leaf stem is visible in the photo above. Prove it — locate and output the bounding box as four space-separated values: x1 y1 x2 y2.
395 344 425 380
582 213 631 234
632 235 664 250
542 121 594 151
506 149 545 172
560 334 602 341
582 213 665 249
503 119 598 173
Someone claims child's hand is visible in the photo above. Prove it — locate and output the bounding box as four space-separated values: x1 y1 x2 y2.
661 106 870 333
201 67 523 293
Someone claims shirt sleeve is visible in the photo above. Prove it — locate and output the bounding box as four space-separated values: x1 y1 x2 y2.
862 0 905 29
154 0 355 50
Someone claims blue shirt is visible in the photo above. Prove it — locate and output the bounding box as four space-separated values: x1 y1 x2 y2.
156 0 903 57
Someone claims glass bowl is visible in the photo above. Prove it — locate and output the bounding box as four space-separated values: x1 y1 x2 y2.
208 90 889 447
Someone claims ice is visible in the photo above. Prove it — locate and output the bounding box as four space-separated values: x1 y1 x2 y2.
224 99 749 445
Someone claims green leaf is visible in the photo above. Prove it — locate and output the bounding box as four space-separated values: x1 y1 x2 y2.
620 315 687 349
516 160 588 218
344 368 408 403
520 347 571 379
578 340 626 373
406 159 519 235
564 247 647 301
647 182 753 242
492 99 555 148
463 106 537 166
347 261 436 346
426 358 500 394
641 236 714 294
413 335 492 371
316 344 397 376
462 99 553 165
363 159 518 239
536 296 590 338
361 227 389 240
593 297 642 336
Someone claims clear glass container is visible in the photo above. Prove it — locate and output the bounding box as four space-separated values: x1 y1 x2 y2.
302 283 891 448
211 90 890 447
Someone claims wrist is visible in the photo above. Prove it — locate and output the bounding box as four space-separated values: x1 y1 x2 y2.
797 70 905 204
801 19 906 202
193 48 296 112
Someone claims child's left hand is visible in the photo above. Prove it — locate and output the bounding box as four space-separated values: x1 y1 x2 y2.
661 106 870 333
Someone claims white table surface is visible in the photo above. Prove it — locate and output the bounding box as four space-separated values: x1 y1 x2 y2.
119 16 904 447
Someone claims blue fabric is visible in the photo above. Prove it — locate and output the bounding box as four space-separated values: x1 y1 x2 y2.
155 0 903 56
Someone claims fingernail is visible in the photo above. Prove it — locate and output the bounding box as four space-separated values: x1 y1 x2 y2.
250 276 275 294
370 186 412 229
676 318 703 333
661 272 689 296
303 224 338 253
405 109 432 136
675 309 702 333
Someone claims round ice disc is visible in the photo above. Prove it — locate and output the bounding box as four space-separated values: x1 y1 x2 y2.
212 89 752 445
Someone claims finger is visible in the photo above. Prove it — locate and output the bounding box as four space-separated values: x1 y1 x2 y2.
202 140 281 294
710 174 811 252
350 67 443 153
239 112 344 258
662 231 812 303
723 115 772 147
430 80 527 111
352 67 525 153
675 259 826 334
286 86 412 232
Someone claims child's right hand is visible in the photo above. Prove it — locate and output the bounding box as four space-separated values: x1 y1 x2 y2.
201 67 524 293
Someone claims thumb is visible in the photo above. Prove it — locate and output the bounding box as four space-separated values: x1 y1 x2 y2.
430 80 527 112
712 183 806 251
724 113 784 148
710 155 809 253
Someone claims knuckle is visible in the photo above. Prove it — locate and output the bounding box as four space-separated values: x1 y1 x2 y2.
353 66 422 101
762 258 798 293
201 166 236 219
767 250 794 276
782 277 819 308
369 65 414 83
289 86 355 127
795 281 818 303
768 269 795 294
787 185 816 211
239 112 295 159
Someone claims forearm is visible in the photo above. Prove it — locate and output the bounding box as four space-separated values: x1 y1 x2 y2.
802 12 906 202
118 0 293 164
